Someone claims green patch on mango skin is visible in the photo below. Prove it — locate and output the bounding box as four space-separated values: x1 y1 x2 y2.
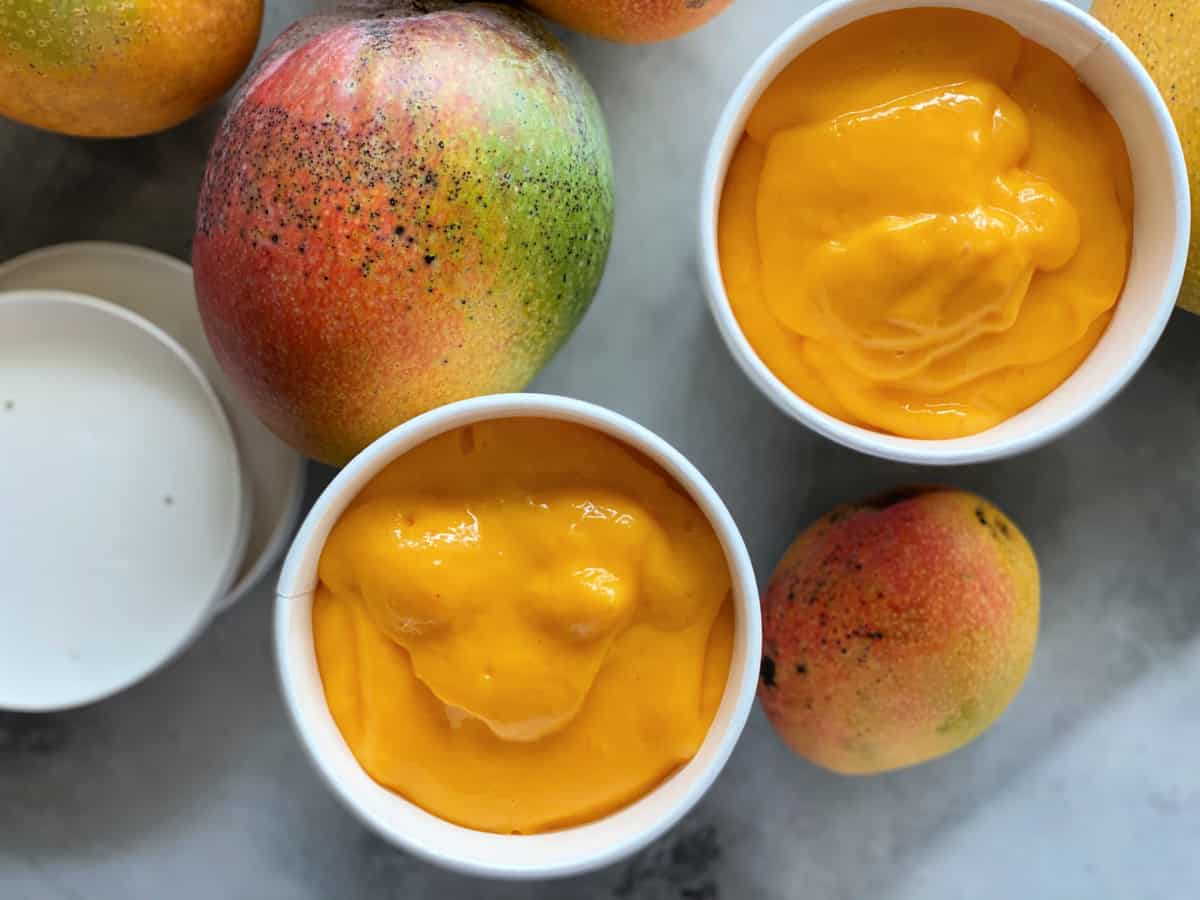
937 697 981 736
470 126 613 363
0 0 139 66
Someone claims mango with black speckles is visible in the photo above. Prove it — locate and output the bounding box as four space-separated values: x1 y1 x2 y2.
526 0 732 43
0 0 262 137
758 487 1039 774
1093 0 1200 315
193 2 614 465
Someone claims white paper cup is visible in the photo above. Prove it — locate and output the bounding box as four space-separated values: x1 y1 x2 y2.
699 0 1191 465
275 393 761 879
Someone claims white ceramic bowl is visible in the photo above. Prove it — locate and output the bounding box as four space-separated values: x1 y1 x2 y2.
699 0 1191 465
0 290 249 711
275 394 761 880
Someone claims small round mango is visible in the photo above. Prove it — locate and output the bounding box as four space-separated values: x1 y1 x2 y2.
525 0 733 43
0 0 262 138
758 487 1039 774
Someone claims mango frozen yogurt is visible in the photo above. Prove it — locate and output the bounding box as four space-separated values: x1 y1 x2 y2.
313 417 734 834
719 8 1135 439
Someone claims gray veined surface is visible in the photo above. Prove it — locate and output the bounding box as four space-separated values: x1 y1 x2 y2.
2 0 1198 898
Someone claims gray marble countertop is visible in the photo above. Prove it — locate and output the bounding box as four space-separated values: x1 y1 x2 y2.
2 1 1198 898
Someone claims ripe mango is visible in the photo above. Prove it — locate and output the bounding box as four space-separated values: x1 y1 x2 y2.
192 2 614 465
0 0 262 138
1093 0 1200 314
758 487 1039 774
525 0 731 43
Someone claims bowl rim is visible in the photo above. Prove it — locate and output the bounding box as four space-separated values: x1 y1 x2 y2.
0 288 249 712
274 392 761 879
698 0 1192 466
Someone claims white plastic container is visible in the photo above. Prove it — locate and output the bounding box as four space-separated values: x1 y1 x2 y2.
699 0 1191 465
0 290 249 711
275 393 761 879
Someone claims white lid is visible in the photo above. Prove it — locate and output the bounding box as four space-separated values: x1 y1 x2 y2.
0 242 306 610
0 290 248 711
